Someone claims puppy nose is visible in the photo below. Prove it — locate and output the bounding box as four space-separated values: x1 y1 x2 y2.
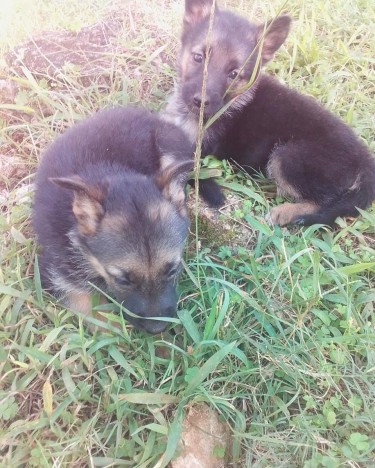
142 319 168 334
193 95 209 108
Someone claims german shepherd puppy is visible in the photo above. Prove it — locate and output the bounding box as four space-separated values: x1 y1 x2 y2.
33 107 193 334
164 0 375 226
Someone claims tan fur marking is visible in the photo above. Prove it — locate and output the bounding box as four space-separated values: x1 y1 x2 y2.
227 76 253 99
65 291 121 332
73 195 103 235
261 36 278 62
179 205 188 218
106 265 123 277
267 157 301 200
155 162 190 213
101 213 127 232
149 248 182 277
184 3 213 28
110 255 148 276
164 180 187 213
90 246 182 288
162 91 198 143
66 291 92 316
181 117 199 143
107 248 182 281
180 48 192 83
349 174 361 192
267 202 319 226
147 200 173 223
88 255 110 282
160 153 179 172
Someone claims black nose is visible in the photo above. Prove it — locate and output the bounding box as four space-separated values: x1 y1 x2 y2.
140 306 176 334
142 319 168 334
193 95 209 108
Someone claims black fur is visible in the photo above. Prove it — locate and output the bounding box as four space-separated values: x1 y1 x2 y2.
33 106 193 333
206 75 375 224
165 0 375 226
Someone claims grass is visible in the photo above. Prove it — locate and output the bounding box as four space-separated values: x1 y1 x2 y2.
1 0 374 466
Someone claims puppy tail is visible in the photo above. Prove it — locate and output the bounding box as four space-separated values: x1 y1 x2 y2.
296 173 375 226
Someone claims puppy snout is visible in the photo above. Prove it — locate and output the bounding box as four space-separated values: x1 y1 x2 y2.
142 319 168 334
193 95 210 108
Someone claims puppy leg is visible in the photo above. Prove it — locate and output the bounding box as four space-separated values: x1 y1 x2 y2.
189 178 225 207
266 202 319 226
65 291 121 332
66 291 92 315
266 144 322 225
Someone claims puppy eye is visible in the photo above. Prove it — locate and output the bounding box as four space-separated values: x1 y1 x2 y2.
114 274 132 287
166 264 181 279
193 53 203 63
228 70 239 80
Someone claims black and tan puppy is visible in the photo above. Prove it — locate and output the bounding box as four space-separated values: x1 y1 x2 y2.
164 0 375 226
33 107 193 334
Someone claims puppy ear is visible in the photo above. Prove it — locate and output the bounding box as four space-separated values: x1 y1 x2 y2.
183 0 217 31
155 160 193 214
257 15 291 63
50 176 105 235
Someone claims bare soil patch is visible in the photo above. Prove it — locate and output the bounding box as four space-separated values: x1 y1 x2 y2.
6 17 124 85
171 404 230 468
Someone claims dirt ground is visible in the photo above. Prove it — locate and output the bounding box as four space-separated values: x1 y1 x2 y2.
2 16 124 192
171 404 230 468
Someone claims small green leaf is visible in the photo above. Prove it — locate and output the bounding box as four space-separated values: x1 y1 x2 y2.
348 396 362 412
349 432 370 451
303 395 317 410
0 395 19 421
61 367 78 403
312 309 331 326
329 349 347 365
342 444 353 458
325 410 336 425
212 445 226 458
330 396 341 409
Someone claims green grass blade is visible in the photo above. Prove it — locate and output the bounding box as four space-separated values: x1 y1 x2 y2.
338 262 375 275
154 404 184 468
178 308 202 344
118 392 178 405
184 341 237 395
108 346 139 379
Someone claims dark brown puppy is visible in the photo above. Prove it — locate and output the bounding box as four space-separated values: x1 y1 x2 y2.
33 107 193 334
164 0 375 226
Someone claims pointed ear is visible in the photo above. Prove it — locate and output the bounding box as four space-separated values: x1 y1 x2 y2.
183 0 217 32
257 15 291 63
155 160 193 214
50 176 105 235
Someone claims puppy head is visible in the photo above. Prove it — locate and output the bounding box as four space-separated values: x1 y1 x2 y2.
179 0 291 119
51 160 192 334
